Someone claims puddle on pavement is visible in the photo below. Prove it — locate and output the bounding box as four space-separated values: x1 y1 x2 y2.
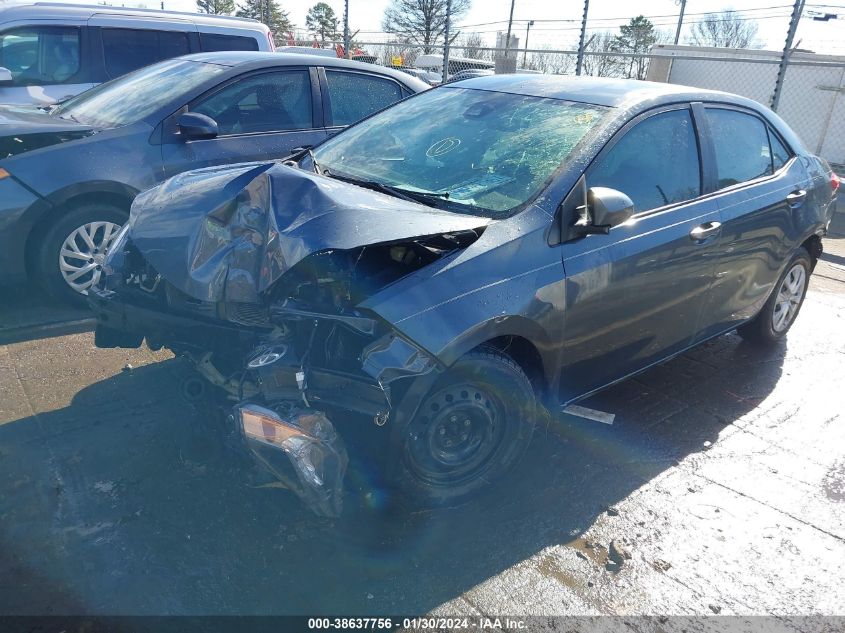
566 536 609 566
536 554 584 590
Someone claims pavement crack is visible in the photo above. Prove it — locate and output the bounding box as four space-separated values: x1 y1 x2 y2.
691 472 845 544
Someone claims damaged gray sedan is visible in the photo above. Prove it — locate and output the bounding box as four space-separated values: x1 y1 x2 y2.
90 76 838 515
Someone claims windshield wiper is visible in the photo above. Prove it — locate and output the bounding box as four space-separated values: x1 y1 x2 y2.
323 171 426 204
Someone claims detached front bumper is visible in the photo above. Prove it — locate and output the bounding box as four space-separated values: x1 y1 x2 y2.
88 287 261 354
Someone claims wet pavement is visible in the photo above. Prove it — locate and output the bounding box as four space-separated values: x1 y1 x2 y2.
0 213 843 617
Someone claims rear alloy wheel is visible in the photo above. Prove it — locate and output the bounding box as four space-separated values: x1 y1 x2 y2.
390 347 537 507
38 204 128 306
737 248 811 345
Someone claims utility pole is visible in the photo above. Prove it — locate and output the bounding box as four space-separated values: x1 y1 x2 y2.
442 0 452 83
343 0 350 58
575 0 589 76
674 0 686 45
504 0 515 57
771 0 805 110
523 20 534 67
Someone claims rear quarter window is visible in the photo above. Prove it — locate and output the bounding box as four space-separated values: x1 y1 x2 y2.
101 28 190 78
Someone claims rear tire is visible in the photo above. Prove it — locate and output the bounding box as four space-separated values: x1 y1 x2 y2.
37 203 128 307
389 346 537 508
737 248 811 345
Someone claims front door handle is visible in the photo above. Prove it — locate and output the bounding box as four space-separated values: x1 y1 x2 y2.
689 221 722 242
786 189 807 208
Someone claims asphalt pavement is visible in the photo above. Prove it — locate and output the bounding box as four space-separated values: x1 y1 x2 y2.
0 213 843 620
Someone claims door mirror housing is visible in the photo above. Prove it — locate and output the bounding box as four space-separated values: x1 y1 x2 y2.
588 187 634 228
0 67 13 83
177 112 218 141
571 186 635 236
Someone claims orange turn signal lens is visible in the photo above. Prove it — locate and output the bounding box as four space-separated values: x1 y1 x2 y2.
240 405 304 446
0 168 9 180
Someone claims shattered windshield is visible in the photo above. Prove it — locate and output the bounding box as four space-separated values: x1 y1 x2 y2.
313 86 609 217
53 59 228 128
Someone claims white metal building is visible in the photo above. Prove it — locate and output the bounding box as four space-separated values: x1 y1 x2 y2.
647 44 845 168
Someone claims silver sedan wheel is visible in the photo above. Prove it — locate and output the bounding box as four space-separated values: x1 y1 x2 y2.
58 221 123 294
772 263 807 333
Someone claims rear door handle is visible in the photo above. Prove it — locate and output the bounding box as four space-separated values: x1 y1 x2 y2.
689 221 722 242
786 189 807 208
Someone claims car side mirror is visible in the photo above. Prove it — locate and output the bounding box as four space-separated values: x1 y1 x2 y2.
590 187 634 227
0 67 13 83
575 187 634 235
177 112 218 141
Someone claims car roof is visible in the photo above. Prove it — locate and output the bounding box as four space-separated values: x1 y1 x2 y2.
181 52 431 90
448 74 759 110
0 3 266 28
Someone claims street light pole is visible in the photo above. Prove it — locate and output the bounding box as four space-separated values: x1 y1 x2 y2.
674 0 687 45
504 0 515 57
523 20 533 67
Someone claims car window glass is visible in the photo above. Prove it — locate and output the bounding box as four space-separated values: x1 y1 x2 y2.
54 58 228 128
0 26 80 85
314 87 609 217
769 129 791 172
192 71 312 135
705 108 773 189
325 70 402 126
102 28 190 78
589 109 700 213
199 32 260 52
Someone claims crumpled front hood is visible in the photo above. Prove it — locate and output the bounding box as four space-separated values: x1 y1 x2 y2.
0 105 95 159
127 161 491 303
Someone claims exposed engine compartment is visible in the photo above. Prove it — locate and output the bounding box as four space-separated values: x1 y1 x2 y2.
94 227 482 423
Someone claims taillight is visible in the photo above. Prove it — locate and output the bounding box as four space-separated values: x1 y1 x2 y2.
833 173 840 196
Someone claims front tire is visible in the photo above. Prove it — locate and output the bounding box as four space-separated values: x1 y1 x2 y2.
737 248 812 345
37 203 128 306
390 347 537 507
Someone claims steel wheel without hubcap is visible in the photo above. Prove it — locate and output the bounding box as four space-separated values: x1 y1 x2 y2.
58 221 122 294
772 263 806 333
406 385 506 487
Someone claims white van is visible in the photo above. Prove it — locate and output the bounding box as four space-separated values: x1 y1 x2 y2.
0 3 273 105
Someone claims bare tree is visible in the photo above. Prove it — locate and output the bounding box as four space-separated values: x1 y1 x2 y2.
382 0 471 53
687 11 760 48
458 32 489 60
527 45 575 75
581 32 624 78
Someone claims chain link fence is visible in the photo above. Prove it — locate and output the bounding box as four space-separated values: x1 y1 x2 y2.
314 40 845 169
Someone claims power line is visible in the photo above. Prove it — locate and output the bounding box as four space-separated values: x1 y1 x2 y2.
453 5 800 30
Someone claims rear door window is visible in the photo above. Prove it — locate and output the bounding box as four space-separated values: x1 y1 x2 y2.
199 32 259 52
101 28 190 78
589 108 701 214
324 70 403 126
0 26 81 85
191 70 313 135
705 108 774 189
